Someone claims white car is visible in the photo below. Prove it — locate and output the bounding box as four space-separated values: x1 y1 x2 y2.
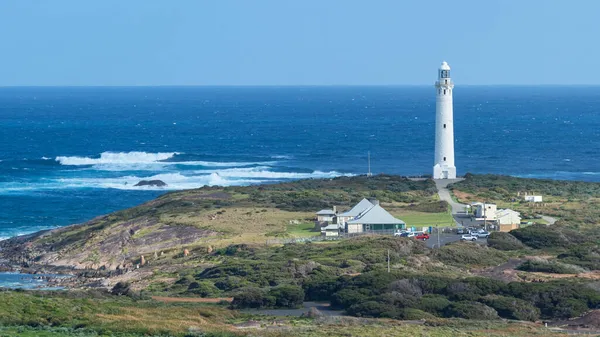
461 234 478 241
473 231 490 238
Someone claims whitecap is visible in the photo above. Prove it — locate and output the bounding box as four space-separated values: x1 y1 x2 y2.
55 151 179 166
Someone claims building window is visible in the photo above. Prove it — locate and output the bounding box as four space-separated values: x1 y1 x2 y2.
443 89 446 94
443 157 446 161
443 124 446 129
444 79 448 84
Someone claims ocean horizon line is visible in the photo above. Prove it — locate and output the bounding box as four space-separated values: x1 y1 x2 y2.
2 84 600 89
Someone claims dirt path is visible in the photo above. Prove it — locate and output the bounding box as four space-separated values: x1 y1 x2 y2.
152 296 233 303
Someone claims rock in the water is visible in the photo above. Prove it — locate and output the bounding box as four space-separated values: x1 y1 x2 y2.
134 180 167 187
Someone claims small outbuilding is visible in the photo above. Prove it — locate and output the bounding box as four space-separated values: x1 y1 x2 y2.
316 206 337 223
321 224 340 237
524 195 543 202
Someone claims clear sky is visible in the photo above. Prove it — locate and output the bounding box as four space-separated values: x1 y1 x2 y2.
1 0 598 86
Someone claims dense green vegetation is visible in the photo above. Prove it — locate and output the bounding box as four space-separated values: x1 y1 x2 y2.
239 175 438 212
6 174 600 336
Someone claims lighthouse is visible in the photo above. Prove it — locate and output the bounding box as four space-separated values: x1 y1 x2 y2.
433 61 456 179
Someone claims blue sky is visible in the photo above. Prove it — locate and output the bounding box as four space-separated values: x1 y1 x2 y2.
0 0 598 86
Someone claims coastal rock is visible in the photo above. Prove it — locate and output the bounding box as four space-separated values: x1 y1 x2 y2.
183 249 190 257
134 180 167 187
140 255 146 266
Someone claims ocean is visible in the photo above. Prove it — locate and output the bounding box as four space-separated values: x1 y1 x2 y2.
0 86 599 240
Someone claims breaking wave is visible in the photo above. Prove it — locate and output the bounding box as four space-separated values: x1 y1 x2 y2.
193 166 351 179
55 151 179 166
54 151 276 171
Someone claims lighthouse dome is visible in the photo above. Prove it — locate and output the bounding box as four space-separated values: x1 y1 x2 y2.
439 61 451 71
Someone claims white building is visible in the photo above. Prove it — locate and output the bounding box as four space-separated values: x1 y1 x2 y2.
321 224 340 237
472 202 497 221
433 61 457 179
316 206 336 223
524 195 543 202
496 209 521 225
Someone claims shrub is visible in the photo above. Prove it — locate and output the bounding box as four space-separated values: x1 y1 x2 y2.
487 232 525 251
399 308 437 320
510 225 586 249
417 294 451 315
504 281 600 319
346 301 400 318
558 245 600 270
230 287 274 309
330 288 371 309
187 281 220 297
303 272 341 301
516 260 585 274
481 295 540 321
434 242 508 266
444 301 499 320
111 282 131 296
268 285 305 308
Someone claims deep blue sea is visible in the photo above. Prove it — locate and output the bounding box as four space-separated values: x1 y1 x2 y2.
0 86 599 240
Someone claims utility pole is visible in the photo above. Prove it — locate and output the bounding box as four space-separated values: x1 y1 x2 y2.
437 224 441 249
387 249 390 273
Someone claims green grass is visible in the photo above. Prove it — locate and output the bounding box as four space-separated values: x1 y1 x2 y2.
287 222 320 238
396 211 455 228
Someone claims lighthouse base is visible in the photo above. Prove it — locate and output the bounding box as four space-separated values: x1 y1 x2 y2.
433 164 456 180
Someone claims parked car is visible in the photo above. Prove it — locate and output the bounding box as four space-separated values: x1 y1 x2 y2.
457 228 465 235
473 231 490 238
461 234 478 241
393 230 407 237
396 231 416 238
414 232 430 240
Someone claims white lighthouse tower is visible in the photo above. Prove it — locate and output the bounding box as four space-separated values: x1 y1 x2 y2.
433 61 456 179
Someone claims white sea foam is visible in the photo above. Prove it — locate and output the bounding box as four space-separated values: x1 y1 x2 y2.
193 166 352 179
55 172 266 191
54 151 278 171
56 151 178 166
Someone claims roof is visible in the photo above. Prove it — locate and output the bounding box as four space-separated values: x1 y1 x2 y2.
316 209 336 215
471 202 497 207
339 198 374 217
348 204 405 225
440 61 451 71
496 209 520 217
322 224 340 230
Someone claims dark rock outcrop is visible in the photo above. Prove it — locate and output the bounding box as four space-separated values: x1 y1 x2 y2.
134 180 167 187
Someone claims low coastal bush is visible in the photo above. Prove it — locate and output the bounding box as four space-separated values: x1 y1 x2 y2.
444 301 499 320
433 242 508 266
516 260 585 274
558 244 600 270
487 232 525 251
480 295 540 321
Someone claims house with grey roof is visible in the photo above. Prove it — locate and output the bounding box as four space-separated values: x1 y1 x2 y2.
316 206 337 223
347 204 406 233
337 198 374 227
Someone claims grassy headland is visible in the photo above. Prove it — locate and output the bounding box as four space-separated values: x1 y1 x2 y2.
1 174 600 336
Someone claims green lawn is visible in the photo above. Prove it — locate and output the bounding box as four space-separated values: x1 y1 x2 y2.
395 211 455 228
287 222 320 238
